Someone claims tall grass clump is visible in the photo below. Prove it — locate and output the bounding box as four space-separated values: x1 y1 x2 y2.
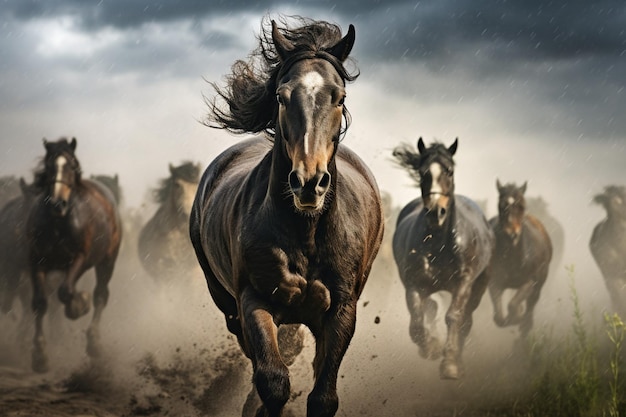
604 312 626 417
523 265 602 417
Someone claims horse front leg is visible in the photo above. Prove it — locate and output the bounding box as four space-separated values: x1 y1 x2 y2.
506 280 535 326
30 268 49 373
86 258 116 358
489 283 507 327
519 281 543 338
307 301 357 417
406 288 441 360
441 277 473 380
239 286 290 417
57 254 91 320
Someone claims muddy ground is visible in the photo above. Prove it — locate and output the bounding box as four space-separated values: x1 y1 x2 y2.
0 225 610 417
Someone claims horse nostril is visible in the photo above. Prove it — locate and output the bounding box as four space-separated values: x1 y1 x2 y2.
317 172 331 191
439 207 446 217
288 171 303 191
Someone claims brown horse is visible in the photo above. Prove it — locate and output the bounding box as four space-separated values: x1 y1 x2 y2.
488 180 553 338
589 185 626 319
190 17 383 417
27 137 122 373
392 138 494 379
138 162 200 283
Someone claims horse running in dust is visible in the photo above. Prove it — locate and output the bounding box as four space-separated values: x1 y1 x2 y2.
26 137 122 373
0 178 40 331
138 162 200 283
488 180 552 339
392 138 494 379
190 17 383 417
589 185 626 319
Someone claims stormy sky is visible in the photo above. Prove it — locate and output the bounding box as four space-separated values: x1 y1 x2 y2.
1 0 624 255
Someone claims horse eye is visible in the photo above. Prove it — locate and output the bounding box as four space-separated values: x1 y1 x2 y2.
337 96 345 106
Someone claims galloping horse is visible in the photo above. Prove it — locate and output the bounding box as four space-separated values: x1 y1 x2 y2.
589 185 626 319
488 180 552 338
27 137 122 372
0 179 39 323
138 161 200 282
190 17 383 417
392 138 494 379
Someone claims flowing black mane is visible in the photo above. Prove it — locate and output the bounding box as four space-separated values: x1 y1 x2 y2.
207 16 359 137
153 161 200 205
392 141 455 186
33 137 81 191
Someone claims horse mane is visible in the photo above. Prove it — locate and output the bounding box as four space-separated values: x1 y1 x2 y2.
153 161 200 205
206 15 359 137
33 137 82 191
392 141 455 186
91 175 122 204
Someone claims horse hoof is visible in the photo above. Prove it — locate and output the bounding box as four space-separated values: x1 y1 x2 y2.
308 280 331 312
440 359 462 380
32 350 49 373
65 291 91 319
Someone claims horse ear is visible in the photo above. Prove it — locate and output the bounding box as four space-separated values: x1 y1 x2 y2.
327 24 355 62
169 163 175 175
19 177 27 192
496 179 502 191
271 20 294 62
42 138 50 149
520 181 527 194
417 137 426 154
70 137 77 151
114 174 119 183
448 138 458 156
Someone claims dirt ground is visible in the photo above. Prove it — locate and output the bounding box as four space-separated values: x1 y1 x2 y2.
0 224 608 417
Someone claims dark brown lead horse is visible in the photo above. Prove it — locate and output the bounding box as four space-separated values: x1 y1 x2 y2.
488 180 552 338
27 137 122 373
590 185 626 319
392 138 494 380
190 17 383 417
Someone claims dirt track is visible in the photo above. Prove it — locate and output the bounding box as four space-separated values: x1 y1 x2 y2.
0 228 605 416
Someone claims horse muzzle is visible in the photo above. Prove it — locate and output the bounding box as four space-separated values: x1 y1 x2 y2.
49 197 70 216
424 193 450 227
288 170 331 213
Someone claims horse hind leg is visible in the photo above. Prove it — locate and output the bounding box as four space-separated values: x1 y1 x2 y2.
406 289 441 360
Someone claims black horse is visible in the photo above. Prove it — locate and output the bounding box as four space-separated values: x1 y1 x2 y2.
190 17 383 417
488 180 552 338
138 161 200 282
0 178 39 327
27 137 122 372
590 185 626 319
392 137 494 380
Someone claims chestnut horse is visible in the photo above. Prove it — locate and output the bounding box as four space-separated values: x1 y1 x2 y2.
488 180 552 338
590 185 626 319
392 138 494 379
27 137 122 372
190 17 383 417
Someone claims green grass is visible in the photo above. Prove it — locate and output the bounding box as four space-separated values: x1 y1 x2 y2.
509 265 626 417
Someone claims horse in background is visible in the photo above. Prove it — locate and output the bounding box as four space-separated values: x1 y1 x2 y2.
488 180 552 339
90 174 122 205
27 137 122 373
526 196 565 275
392 137 494 380
589 185 626 319
0 178 40 330
0 175 21 209
137 161 200 283
190 17 383 416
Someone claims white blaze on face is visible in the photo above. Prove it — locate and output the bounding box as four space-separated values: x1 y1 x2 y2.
429 162 443 197
301 71 324 156
54 155 67 198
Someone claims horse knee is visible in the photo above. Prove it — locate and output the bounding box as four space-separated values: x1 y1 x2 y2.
253 364 290 414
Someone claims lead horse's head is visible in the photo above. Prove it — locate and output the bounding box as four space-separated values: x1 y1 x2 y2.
271 20 355 214
35 137 81 217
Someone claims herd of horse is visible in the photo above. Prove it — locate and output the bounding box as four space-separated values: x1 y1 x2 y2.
0 16 624 417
